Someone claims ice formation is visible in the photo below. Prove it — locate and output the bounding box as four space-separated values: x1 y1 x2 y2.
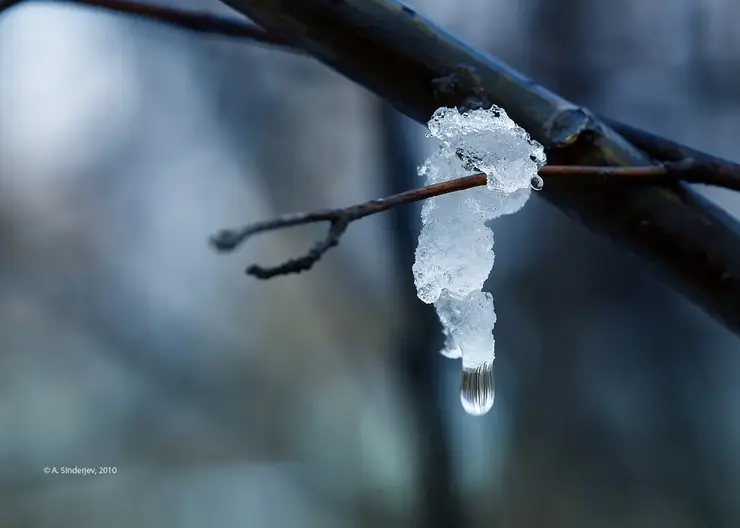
413 106 546 415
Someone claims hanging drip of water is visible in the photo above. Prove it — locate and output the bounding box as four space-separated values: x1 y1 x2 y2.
460 362 495 415
530 174 544 191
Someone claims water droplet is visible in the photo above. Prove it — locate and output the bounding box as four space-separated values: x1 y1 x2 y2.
460 363 495 415
530 175 544 191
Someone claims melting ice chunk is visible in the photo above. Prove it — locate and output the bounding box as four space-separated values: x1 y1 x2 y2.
435 291 496 369
413 106 545 415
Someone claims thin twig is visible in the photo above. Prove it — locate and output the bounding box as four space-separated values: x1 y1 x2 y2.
543 158 740 190
210 171 484 278
0 0 296 49
604 117 740 192
211 159 739 279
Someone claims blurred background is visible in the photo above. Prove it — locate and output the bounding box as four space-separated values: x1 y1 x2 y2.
1 0 739 526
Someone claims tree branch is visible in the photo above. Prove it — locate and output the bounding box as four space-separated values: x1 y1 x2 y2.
2 1 739 191
4 0 740 332
212 160 737 279
210 171 484 279
605 117 740 191
212 0 740 336
0 0 295 49
6 0 740 189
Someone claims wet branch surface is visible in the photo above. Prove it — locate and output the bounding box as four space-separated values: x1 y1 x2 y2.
211 160 737 279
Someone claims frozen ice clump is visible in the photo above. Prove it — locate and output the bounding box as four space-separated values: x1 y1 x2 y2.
427 106 546 193
435 290 496 368
413 106 545 303
413 106 546 415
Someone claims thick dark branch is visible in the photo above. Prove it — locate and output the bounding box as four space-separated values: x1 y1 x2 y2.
215 0 740 336
212 161 733 278
0 0 294 49
4 0 739 331
6 0 740 190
